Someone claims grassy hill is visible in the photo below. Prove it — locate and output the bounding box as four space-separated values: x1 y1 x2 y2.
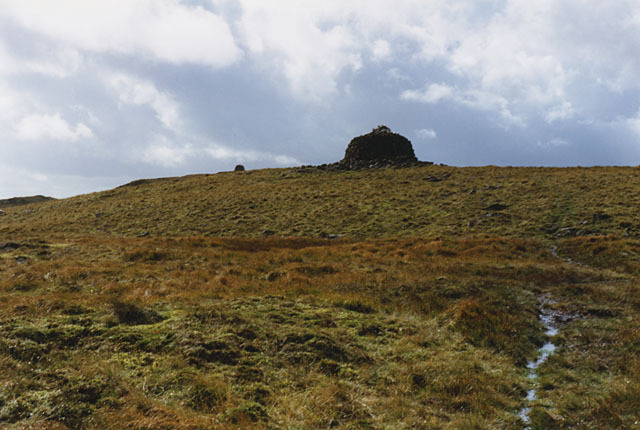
0 165 638 429
1 165 639 240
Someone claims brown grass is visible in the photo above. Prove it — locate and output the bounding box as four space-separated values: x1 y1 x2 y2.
0 165 638 428
1 165 639 240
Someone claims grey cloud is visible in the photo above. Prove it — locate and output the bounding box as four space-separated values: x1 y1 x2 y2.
1 1 640 199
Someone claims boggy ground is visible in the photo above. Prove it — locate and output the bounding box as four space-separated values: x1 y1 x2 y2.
1 165 639 428
0 234 638 429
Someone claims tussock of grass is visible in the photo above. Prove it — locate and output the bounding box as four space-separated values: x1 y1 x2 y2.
109 299 164 326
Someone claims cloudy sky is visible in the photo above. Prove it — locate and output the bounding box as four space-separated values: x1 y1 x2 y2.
1 0 640 198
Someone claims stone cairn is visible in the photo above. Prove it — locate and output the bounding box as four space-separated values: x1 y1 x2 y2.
308 125 425 172
340 125 419 169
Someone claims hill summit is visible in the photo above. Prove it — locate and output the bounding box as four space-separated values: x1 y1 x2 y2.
339 125 419 169
0 195 54 208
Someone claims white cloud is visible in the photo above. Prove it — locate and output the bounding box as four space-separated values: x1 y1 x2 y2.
142 141 195 168
0 43 18 76
386 67 412 83
0 164 55 198
23 48 83 78
109 74 180 131
441 2 576 118
0 39 84 78
0 163 127 199
371 39 391 61
231 1 492 101
627 111 640 137
545 101 574 123
402 83 524 126
392 1 640 128
205 145 259 162
537 138 570 148
0 83 25 122
136 139 300 169
457 90 525 127
205 144 300 166
273 154 299 165
14 113 93 142
0 0 241 68
3 0 639 119
3 0 632 121
401 83 454 104
105 71 301 169
237 2 365 100
415 128 437 139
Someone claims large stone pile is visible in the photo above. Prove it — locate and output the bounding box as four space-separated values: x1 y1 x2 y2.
340 125 418 169
310 125 426 172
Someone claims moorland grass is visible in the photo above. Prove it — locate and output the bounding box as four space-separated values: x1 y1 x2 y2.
0 165 639 428
1 165 639 239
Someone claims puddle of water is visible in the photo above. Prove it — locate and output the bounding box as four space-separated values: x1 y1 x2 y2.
527 342 556 370
519 297 560 428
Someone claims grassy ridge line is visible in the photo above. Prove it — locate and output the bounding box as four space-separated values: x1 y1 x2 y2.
0 195 54 208
1 165 639 239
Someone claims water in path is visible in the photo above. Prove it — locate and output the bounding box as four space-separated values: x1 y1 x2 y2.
519 297 560 428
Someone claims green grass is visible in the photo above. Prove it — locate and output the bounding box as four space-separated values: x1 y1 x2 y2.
1 165 639 239
0 165 639 428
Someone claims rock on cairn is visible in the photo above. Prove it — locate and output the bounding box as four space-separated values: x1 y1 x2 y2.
339 125 419 169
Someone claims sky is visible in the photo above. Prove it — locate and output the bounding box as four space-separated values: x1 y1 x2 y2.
1 0 640 198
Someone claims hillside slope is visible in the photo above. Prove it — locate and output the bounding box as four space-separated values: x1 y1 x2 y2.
1 165 638 239
0 165 639 429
